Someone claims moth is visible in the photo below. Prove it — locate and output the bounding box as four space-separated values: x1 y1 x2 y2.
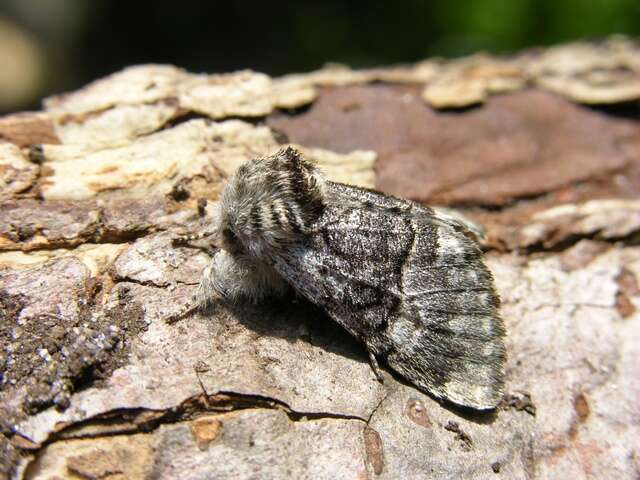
195 147 506 410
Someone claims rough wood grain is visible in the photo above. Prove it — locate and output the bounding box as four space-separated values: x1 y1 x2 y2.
1 39 639 480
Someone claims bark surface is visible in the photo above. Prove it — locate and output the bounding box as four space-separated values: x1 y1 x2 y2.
1 39 640 479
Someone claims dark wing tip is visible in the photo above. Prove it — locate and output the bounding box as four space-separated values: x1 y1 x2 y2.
387 336 506 410
385 302 506 411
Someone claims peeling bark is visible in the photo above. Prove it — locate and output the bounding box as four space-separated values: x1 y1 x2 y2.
1 39 640 479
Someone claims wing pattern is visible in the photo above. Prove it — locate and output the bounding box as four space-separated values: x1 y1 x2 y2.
271 182 505 410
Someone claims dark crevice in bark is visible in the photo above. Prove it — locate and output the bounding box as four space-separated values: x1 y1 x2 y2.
0 226 159 254
162 108 271 131
159 109 211 131
366 392 389 426
440 190 556 213
111 274 199 289
519 229 640 255
13 390 368 454
439 166 630 214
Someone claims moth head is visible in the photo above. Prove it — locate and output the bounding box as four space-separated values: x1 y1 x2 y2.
208 196 239 255
214 147 326 258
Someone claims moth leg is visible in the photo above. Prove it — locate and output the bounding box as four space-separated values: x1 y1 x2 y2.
165 302 199 324
166 262 212 323
173 230 216 244
368 350 385 383
172 230 217 254
195 260 221 311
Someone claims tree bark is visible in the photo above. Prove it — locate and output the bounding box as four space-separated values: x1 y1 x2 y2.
1 38 640 479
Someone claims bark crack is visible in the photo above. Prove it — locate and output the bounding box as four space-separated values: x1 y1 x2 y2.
12 390 370 453
366 392 389 426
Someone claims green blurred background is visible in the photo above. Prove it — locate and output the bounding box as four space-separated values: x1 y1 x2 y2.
1 0 639 113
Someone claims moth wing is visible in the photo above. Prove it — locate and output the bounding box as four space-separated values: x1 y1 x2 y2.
269 182 505 410
271 188 413 342
386 207 505 410
431 206 486 241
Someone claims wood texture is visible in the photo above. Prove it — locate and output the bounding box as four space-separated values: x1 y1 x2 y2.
1 39 639 479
